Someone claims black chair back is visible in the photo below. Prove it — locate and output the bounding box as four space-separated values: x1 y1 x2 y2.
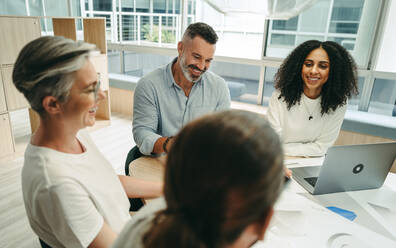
39 238 52 248
125 145 145 211
125 145 143 175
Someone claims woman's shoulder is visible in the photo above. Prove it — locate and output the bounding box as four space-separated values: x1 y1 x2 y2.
271 89 281 98
268 90 285 107
112 198 166 248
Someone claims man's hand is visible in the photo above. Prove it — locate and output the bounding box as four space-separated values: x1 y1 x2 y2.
285 168 292 178
152 136 174 154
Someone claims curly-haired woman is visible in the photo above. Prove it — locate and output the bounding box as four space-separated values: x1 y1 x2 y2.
267 40 358 157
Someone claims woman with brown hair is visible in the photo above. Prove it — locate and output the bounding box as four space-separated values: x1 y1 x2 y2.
113 109 285 248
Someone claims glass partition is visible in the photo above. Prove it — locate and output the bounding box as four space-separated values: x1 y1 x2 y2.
368 78 396 117
210 61 260 104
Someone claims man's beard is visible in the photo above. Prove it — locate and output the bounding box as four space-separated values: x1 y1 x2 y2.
179 53 207 83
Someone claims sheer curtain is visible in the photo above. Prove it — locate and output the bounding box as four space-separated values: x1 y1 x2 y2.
203 0 317 19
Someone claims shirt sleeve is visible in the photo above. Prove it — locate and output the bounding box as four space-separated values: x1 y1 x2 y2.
267 92 283 136
215 78 231 111
36 181 104 248
132 78 162 155
283 104 347 157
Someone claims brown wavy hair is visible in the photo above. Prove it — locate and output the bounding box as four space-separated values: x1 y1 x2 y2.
143 110 284 248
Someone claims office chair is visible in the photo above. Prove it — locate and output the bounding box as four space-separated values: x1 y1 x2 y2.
125 145 145 211
39 238 52 248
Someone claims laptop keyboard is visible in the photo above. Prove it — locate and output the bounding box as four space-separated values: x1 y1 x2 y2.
304 177 318 187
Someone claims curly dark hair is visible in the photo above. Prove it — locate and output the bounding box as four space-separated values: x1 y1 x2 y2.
274 40 358 115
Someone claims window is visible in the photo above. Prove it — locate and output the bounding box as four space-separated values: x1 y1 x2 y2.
115 0 180 45
210 61 260 104
329 0 363 34
368 78 396 117
196 0 265 59
0 0 26 15
136 0 150 13
266 0 380 67
262 67 277 106
108 51 122 74
93 0 112 11
111 52 174 77
349 76 365 111
272 17 298 31
118 0 134 12
154 0 166 13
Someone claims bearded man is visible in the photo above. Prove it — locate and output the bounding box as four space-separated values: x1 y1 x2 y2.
132 22 231 155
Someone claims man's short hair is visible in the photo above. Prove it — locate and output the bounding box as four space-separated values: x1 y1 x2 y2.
183 22 218 44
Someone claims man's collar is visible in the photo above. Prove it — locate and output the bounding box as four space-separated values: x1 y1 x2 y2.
166 57 179 88
167 57 204 88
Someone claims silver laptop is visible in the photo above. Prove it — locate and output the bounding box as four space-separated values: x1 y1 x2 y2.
291 142 396 195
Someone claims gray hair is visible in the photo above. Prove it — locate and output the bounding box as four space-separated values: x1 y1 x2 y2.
182 22 218 44
12 36 96 116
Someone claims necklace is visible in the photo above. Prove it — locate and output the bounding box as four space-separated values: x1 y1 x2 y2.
302 96 315 121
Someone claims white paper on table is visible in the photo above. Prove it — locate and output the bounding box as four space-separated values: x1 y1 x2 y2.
284 156 325 168
364 187 396 211
255 190 396 248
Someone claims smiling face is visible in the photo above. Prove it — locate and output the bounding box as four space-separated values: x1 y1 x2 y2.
178 35 215 82
61 59 105 130
301 47 330 99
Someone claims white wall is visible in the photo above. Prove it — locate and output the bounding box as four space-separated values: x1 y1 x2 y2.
376 0 396 72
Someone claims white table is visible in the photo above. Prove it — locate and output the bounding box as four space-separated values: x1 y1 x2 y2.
258 157 396 247
130 156 396 247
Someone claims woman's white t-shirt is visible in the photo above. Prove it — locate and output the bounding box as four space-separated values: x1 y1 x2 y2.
22 129 130 248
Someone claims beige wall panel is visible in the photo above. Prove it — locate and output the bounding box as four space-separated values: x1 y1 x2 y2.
0 17 41 65
335 130 395 146
110 87 134 116
83 18 107 54
0 74 7 113
2 66 29 111
96 90 111 120
90 54 109 91
53 18 77 40
28 108 40 134
0 113 15 157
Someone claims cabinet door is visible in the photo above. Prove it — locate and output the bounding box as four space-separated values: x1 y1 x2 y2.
2 66 29 111
0 73 7 113
90 54 109 91
0 113 14 157
0 17 41 65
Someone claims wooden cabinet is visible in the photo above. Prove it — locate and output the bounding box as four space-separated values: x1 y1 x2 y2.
91 54 109 91
53 18 77 40
0 113 14 157
0 17 41 65
83 18 107 54
1 66 29 111
0 74 7 113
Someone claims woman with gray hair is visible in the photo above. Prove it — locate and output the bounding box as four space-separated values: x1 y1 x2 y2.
13 36 162 248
